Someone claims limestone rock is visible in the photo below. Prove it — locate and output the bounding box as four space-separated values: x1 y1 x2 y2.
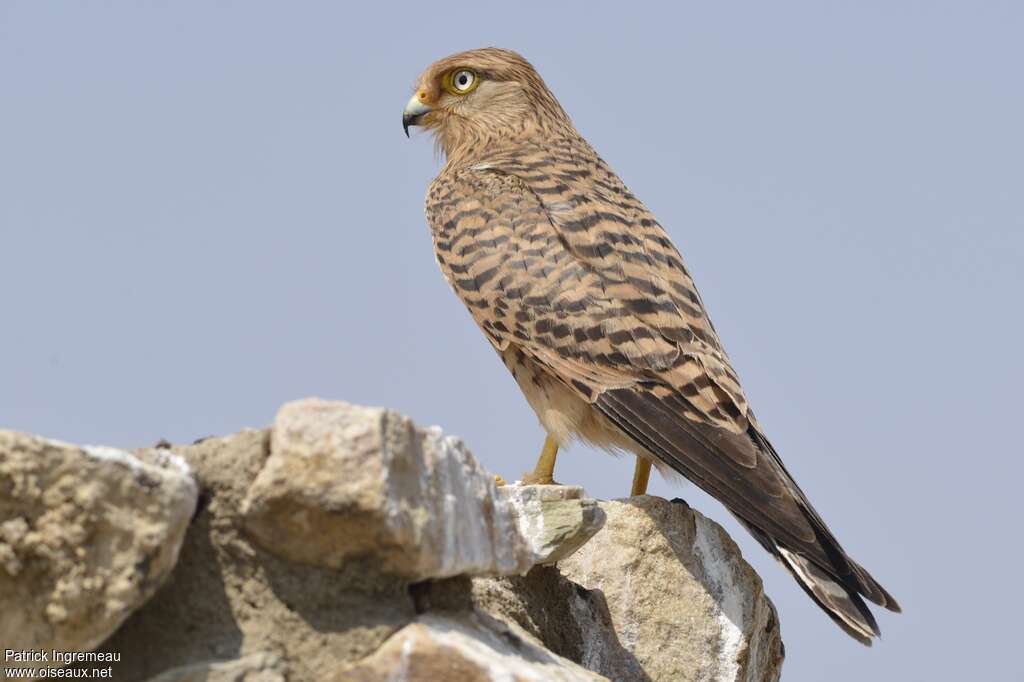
331 612 608 682
84 429 414 681
471 567 645 678
0 431 197 658
2 400 784 681
558 496 784 682
241 398 603 579
500 484 605 566
146 651 286 682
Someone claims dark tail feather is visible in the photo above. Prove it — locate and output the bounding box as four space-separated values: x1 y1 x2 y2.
744 425 902 618
594 387 901 642
846 555 902 613
776 545 879 645
736 516 893 646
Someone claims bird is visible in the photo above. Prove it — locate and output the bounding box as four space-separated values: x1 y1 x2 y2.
402 47 900 644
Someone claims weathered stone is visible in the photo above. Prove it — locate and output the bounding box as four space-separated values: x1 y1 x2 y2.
146 651 286 682
330 611 608 682
241 398 603 579
558 496 784 682
0 431 197 660
500 484 605 565
78 429 415 681
470 499 784 682
2 400 784 681
472 567 648 679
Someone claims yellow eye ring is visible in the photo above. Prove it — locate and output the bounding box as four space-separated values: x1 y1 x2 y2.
444 69 480 95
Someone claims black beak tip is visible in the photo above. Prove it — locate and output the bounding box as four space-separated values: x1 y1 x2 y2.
403 112 423 138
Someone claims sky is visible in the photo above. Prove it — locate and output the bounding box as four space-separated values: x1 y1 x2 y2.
2 2 1022 680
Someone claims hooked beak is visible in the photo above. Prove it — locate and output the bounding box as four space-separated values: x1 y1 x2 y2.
402 93 433 137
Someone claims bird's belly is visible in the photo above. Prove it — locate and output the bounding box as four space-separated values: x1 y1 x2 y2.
499 345 642 457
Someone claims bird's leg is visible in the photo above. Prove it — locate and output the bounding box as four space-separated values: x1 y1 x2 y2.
630 456 652 496
522 435 559 485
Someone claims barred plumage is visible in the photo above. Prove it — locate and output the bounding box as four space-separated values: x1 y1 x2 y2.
405 47 900 644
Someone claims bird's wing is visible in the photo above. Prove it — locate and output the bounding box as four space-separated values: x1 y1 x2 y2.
427 151 749 432
425 152 898 618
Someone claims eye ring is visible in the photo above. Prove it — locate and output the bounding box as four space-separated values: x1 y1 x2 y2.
445 69 479 95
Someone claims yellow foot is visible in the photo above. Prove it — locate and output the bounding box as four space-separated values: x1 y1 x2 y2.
521 471 558 486
522 435 560 486
494 474 508 486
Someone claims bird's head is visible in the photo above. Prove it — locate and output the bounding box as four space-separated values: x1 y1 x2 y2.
403 48 574 162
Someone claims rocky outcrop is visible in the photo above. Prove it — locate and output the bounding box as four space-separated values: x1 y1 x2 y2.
147 651 287 682
0 398 783 681
241 399 604 579
331 612 606 682
559 498 783 682
0 432 197 665
468 498 783 682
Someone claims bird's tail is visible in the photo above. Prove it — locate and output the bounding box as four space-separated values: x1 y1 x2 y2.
776 545 879 645
736 517 901 645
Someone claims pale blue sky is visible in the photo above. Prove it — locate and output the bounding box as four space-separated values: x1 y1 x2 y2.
2 2 1022 680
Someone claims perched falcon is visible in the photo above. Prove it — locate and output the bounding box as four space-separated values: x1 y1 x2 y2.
403 48 900 644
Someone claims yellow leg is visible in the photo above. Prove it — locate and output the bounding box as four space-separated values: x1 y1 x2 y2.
522 435 559 485
631 456 652 496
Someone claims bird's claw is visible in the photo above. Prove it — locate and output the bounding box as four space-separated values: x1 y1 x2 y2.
520 472 558 486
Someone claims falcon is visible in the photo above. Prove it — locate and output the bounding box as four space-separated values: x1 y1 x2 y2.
402 48 900 644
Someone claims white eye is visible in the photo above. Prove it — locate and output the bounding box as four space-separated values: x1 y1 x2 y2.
450 69 476 93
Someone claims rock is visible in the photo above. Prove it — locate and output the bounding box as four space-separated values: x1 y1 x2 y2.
0 432 197 659
241 398 603 579
330 611 608 682
146 651 286 682
2 400 784 681
557 496 784 682
471 567 647 679
83 429 415 681
429 499 784 682
500 484 605 566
